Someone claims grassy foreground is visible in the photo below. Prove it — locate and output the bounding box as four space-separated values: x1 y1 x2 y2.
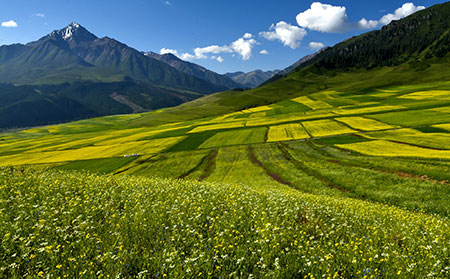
1 167 449 278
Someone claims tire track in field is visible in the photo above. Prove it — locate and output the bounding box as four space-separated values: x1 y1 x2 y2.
247 145 292 186
197 149 219 181
311 141 449 185
178 149 217 180
277 143 353 194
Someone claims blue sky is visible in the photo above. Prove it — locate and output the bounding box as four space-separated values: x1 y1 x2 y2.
0 0 446 74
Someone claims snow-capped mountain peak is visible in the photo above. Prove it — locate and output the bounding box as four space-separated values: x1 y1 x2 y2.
48 22 97 43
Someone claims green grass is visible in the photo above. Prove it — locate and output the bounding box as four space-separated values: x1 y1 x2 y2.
198 127 267 149
367 109 450 126
55 157 137 174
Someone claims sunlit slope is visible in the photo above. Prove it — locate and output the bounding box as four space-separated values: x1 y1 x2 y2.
1 84 450 217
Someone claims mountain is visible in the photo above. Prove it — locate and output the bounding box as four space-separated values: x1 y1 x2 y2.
225 70 280 88
0 22 233 129
145 52 242 89
0 22 226 93
262 49 326 86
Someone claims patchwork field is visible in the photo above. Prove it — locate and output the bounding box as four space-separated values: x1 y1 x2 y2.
1 84 450 278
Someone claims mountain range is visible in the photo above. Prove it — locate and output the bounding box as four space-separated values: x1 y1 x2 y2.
144 52 242 89
225 70 280 88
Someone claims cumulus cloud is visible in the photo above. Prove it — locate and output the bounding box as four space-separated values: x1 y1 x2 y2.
193 45 232 59
296 2 426 33
296 2 351 33
260 49 269 55
211 56 224 63
309 42 325 50
357 18 379 29
159 48 195 61
159 33 258 62
179 53 195 61
230 37 257 60
259 21 307 49
379 3 425 25
36 13 45 18
1 20 18 27
160 48 179 55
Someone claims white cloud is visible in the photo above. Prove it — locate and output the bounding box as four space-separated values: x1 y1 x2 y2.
1 20 18 28
358 3 425 29
296 2 350 33
161 34 258 62
309 42 325 50
160 48 179 56
36 13 45 18
230 37 257 60
260 49 269 55
296 2 426 32
358 18 379 29
164 1 171 5
379 3 425 25
193 45 232 59
211 56 224 63
259 21 307 49
180 53 195 61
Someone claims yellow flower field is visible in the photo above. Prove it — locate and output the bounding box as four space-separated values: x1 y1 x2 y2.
0 136 185 166
399 90 450 100
433 123 450 131
187 121 246 133
242 105 274 113
332 105 405 115
291 96 332 109
362 128 450 150
337 140 450 159
335 116 397 131
267 123 310 142
430 106 450 114
245 112 336 127
302 119 356 137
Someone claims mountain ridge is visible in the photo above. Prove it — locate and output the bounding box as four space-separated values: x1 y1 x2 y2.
225 69 280 88
145 51 241 89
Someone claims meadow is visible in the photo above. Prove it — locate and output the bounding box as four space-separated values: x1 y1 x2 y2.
1 83 450 277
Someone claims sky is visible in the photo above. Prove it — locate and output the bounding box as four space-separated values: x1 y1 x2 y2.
0 0 447 74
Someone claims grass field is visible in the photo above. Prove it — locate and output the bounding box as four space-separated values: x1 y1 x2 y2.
1 83 450 278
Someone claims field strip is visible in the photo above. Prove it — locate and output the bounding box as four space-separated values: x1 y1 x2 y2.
277 143 352 193
361 128 450 150
179 149 217 180
433 123 450 131
302 119 356 137
332 105 405 115
0 137 185 166
291 96 332 109
267 123 310 142
198 127 267 149
398 90 450 100
241 105 274 113
336 140 450 159
335 116 397 131
187 121 246 133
